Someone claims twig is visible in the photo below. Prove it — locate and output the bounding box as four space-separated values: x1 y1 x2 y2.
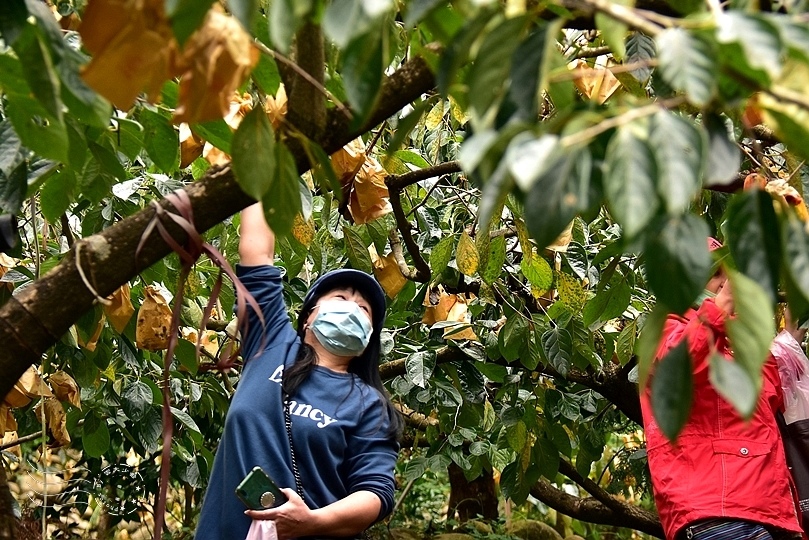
253 39 353 120
574 46 612 59
30 197 40 279
561 96 686 148
60 213 75 248
573 0 664 37
388 229 424 281
386 161 462 191
406 177 447 218
0 431 45 451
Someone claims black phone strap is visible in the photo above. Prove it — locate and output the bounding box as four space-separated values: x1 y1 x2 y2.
283 395 306 502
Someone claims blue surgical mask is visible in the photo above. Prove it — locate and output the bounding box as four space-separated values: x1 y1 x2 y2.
309 299 373 357
693 289 716 307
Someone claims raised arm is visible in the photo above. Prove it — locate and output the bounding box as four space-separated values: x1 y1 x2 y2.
239 202 275 267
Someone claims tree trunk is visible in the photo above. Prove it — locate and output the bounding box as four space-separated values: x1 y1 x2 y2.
0 461 17 540
447 462 499 523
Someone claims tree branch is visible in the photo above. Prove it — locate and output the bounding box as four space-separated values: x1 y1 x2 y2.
529 479 663 537
386 161 462 191
0 53 437 401
285 22 327 140
388 186 431 282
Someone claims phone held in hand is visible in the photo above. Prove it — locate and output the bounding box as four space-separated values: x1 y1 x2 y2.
235 466 288 510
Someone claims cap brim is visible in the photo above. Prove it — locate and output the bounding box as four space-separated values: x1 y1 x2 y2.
304 269 386 331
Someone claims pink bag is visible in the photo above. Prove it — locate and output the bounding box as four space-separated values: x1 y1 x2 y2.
771 330 809 425
245 520 278 540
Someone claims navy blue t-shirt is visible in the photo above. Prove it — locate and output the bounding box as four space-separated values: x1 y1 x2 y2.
194 265 399 540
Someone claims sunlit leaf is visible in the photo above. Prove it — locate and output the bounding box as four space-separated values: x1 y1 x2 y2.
703 113 741 186
717 12 782 80
542 327 572 377
456 231 479 276
656 28 716 107
595 0 632 60
650 110 705 214
406 350 436 388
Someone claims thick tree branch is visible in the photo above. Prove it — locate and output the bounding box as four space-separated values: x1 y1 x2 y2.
386 161 462 191
0 54 437 401
530 479 663 537
286 22 327 141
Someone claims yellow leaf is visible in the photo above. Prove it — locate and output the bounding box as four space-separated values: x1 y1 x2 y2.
80 0 178 109
103 283 135 333
557 272 586 312
370 248 407 299
49 371 81 409
35 398 71 447
425 100 445 130
331 138 367 202
136 285 173 351
291 213 316 246
173 7 260 124
456 231 479 276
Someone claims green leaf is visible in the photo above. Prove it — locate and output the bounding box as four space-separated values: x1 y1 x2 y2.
726 190 781 304
430 234 456 276
717 12 782 80
726 269 774 403
582 271 631 329
475 361 507 383
595 0 632 60
112 118 145 161
4 91 68 163
252 55 282 96
533 438 560 480
232 107 277 201
784 214 809 308
171 406 202 433
506 421 527 453
625 31 655 84
650 340 693 441
343 225 374 274
263 142 302 237
122 380 153 422
509 24 554 121
541 327 572 377
268 0 297 52
0 161 26 214
507 133 560 192
524 146 590 251
521 256 553 292
664 0 703 14
481 235 506 284
88 139 127 182
499 313 529 362
604 121 658 239
650 110 705 214
323 0 391 49
174 338 198 375
139 108 179 173
12 23 62 121
467 16 526 128
191 120 233 154
637 305 669 388
758 95 809 164
406 350 436 388
615 319 637 365
229 0 258 31
656 28 717 107
436 11 492 96
703 113 741 186
709 353 758 419
166 0 216 45
40 169 76 222
341 28 384 127
644 214 712 314
82 412 111 458
57 48 112 128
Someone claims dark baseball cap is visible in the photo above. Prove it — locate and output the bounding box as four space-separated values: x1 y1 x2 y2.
302 269 386 331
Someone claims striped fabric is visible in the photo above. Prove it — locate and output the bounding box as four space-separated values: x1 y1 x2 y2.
683 520 773 540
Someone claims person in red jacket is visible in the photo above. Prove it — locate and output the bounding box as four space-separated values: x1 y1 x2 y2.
640 241 803 540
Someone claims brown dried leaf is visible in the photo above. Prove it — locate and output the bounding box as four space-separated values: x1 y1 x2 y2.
1 430 19 458
79 0 178 109
35 397 71 447
570 60 621 104
49 371 81 408
349 157 392 224
203 142 232 166
173 7 260 124
370 247 407 299
76 313 106 351
422 286 457 325
5 366 53 409
331 138 366 202
103 283 135 333
443 294 478 341
0 405 16 434
136 285 173 351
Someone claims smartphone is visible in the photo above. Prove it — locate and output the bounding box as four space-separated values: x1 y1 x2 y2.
235 466 288 510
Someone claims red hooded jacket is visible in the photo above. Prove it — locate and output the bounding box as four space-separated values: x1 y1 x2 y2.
640 298 802 539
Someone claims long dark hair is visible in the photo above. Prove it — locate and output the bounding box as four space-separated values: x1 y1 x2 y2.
281 291 403 439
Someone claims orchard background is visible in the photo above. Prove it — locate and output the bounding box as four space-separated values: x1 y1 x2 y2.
2 0 809 538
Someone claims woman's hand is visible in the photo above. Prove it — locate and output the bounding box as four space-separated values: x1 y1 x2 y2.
714 277 734 316
244 489 312 540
